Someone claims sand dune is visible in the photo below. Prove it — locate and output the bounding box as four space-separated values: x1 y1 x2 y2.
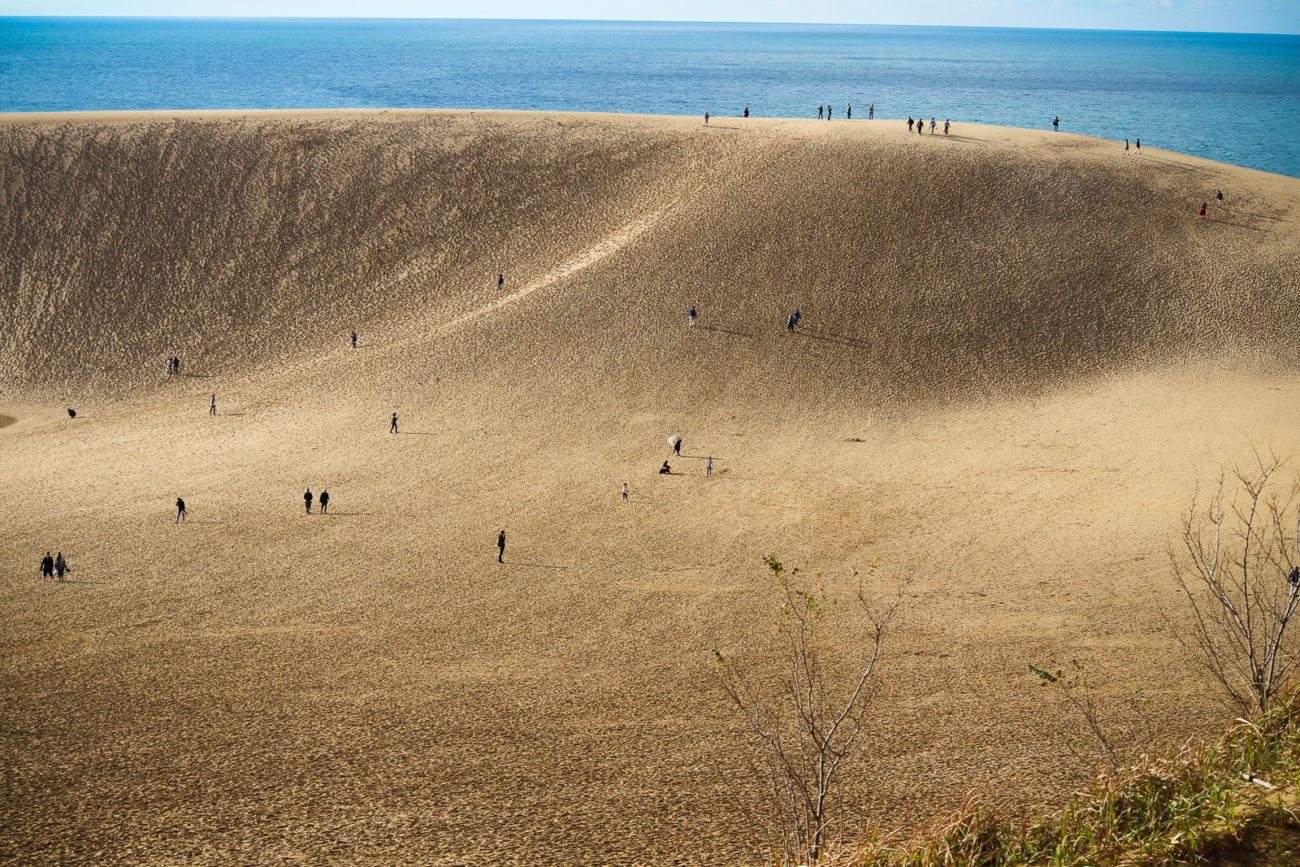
2 110 1299 864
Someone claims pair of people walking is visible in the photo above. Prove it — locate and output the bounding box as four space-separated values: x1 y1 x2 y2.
304 488 330 514
40 552 69 581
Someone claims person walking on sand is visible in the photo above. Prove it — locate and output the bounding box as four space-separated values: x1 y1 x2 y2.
390 412 398 434
1136 138 1141 153
743 107 749 118
1199 202 1207 219
944 119 950 135
818 105 824 119
868 104 874 120
1217 190 1224 203
827 105 833 120
304 488 313 514
54 552 67 581
175 497 187 523
40 552 54 580
319 489 329 515
704 111 710 126
689 307 697 327
1053 115 1059 131
209 394 216 416
497 530 506 563
706 456 713 477
498 272 505 290
1124 138 1129 153
930 118 936 134
907 117 914 132
351 331 357 348
673 435 682 456
847 104 852 120
621 482 628 502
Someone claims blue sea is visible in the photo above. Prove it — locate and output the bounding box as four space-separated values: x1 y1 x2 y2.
2 17 1298 177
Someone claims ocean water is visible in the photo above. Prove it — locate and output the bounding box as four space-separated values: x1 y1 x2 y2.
2 17 1298 177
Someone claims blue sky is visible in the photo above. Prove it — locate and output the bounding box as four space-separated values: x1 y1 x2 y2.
5 0 1298 34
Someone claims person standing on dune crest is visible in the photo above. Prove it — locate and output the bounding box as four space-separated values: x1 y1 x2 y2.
175 497 186 523
304 488 313 514
209 394 216 416
390 413 398 434
320 489 329 515
704 111 709 126
497 530 506 563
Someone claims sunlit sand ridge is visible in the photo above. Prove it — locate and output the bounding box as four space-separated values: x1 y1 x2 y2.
2 110 1298 864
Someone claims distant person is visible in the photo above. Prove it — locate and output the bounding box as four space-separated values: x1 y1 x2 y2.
907 117 914 132
917 118 924 135
498 272 505 290
67 408 76 419
497 530 506 563
54 552 67 581
659 460 672 474
787 311 797 332
209 394 216 416
173 357 181 375
827 105 833 120
40 552 54 580
689 307 697 327
1216 190 1224 202
819 105 824 119
304 488 313 514
847 104 852 119
743 107 749 118
704 111 710 126
1125 138 1130 153
621 482 628 502
351 331 357 348
706 456 713 477
390 412 398 434
868 104 874 119
1199 202 1207 219
1053 115 1059 131
944 120 950 135
175 497 187 524
319 489 329 514
930 118 936 134
1136 138 1141 153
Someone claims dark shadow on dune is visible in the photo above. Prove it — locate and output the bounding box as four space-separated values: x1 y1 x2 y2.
1208 218 1269 233
322 511 368 517
178 373 211 379
187 520 226 525
705 125 743 131
797 328 872 349
1230 210 1287 222
397 431 436 436
507 562 566 569
58 578 110 585
699 325 752 338
219 412 247 417
0 414 15 428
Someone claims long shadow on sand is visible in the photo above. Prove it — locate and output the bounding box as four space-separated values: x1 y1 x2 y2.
1208 218 1269 233
322 511 369 517
396 431 436 436
797 328 872 349
506 562 567 569
699 325 752 338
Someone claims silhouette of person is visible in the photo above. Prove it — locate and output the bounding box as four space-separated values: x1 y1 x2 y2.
704 111 710 126
390 413 398 434
1053 115 1059 131
175 497 187 523
320 489 329 514
743 107 749 118
621 483 628 502
674 437 682 456
54 552 67 581
304 489 313 514
209 394 216 416
706 456 713 477
818 105 824 119
498 273 504 290
351 331 357 348
908 117 914 132
689 307 696 327
944 120 950 135
40 552 53 579
868 104 874 120
847 104 852 119
497 530 506 563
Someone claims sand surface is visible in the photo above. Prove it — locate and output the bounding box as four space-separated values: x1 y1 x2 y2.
2 110 1299 864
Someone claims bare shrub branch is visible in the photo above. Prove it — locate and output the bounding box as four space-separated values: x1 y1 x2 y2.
713 556 906 865
1167 451 1300 713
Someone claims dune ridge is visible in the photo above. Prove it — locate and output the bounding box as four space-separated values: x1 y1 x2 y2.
2 111 1299 865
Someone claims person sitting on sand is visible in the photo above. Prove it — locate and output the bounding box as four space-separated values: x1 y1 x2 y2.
659 461 672 474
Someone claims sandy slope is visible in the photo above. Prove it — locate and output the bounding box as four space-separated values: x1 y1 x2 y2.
1 110 1299 865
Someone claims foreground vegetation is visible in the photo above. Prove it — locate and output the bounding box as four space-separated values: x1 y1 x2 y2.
843 692 1300 866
